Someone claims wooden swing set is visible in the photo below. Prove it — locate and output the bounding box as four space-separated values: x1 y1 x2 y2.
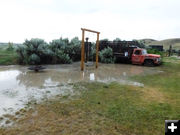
81 28 100 71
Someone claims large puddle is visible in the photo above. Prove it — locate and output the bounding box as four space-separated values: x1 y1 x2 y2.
0 62 161 126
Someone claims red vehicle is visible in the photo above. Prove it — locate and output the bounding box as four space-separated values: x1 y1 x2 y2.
113 48 161 66
131 48 161 66
99 41 161 66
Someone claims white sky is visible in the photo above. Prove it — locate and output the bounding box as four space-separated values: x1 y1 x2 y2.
0 0 180 43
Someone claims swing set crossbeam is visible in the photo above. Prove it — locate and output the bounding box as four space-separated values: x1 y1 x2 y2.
81 28 100 34
81 28 100 71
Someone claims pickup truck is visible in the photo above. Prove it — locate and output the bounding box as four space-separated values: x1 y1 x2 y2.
99 41 161 66
131 48 161 66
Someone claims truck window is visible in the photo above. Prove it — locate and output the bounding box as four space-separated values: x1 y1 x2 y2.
134 50 141 55
124 52 128 57
142 49 147 55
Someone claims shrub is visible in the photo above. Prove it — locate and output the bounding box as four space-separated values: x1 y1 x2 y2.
29 53 40 64
49 38 66 52
56 50 72 64
70 37 81 46
136 40 145 48
49 37 75 63
99 47 115 63
16 45 28 64
113 38 121 42
16 37 81 64
68 37 81 61
6 42 14 51
147 48 163 57
17 38 48 65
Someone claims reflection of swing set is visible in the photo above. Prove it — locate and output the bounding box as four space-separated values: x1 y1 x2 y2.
81 28 100 71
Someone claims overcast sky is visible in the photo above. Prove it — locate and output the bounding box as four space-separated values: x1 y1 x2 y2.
0 0 180 43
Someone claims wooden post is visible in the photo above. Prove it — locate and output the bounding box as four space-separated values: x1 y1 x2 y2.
96 33 99 68
81 30 85 71
80 28 100 70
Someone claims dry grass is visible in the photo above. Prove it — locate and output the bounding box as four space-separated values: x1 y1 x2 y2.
140 87 166 103
0 100 123 135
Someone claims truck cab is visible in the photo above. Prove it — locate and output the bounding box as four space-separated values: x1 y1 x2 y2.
131 49 161 66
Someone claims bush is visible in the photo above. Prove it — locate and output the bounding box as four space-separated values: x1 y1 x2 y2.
147 48 163 57
113 38 121 42
68 37 81 61
56 50 72 64
17 38 48 65
29 53 40 64
16 37 81 65
99 47 115 63
6 42 14 51
49 38 66 52
49 38 74 63
49 37 81 63
136 40 145 48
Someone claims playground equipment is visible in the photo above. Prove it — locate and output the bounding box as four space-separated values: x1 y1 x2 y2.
84 37 92 63
81 28 100 71
84 37 95 67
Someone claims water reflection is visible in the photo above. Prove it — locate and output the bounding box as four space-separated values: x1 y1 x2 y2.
0 70 20 81
90 73 95 81
15 63 156 87
17 71 49 88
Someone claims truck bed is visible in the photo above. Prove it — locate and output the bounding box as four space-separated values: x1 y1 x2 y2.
99 41 138 63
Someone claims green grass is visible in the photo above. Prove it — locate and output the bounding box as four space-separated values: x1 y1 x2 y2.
133 57 180 94
0 57 180 135
0 49 18 65
75 81 179 135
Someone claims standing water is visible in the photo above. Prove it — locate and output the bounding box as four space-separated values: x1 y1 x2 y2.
0 63 161 125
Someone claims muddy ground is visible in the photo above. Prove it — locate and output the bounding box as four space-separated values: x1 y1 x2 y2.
0 62 162 127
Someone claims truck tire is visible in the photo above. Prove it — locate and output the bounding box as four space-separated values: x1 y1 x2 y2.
144 59 154 67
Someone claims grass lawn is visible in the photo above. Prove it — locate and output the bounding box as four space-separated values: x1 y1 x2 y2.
0 57 180 135
0 49 18 65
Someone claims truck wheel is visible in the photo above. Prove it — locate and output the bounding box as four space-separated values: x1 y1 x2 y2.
144 60 154 67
